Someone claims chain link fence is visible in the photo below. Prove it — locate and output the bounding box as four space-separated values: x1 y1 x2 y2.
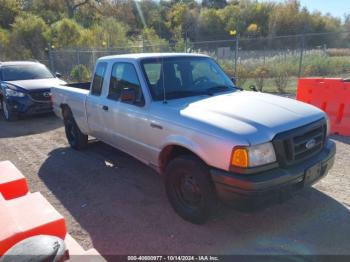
35 31 350 93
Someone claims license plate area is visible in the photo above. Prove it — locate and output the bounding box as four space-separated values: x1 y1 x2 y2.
304 162 322 185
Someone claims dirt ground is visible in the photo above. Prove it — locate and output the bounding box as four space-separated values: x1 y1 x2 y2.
0 113 350 256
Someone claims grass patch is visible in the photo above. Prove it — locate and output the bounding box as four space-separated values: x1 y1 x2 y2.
240 77 298 94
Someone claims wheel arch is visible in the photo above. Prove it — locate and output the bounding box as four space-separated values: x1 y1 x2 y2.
60 103 72 120
158 143 208 175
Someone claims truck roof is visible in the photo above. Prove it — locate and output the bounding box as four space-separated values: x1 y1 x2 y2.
98 53 210 61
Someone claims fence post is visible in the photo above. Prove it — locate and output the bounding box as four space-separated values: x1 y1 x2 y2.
48 43 55 73
263 46 266 65
76 49 81 81
234 33 240 78
142 36 145 53
298 34 305 78
91 49 95 72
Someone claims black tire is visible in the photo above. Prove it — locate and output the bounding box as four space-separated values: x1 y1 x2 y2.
63 112 88 150
1 98 18 121
165 155 217 224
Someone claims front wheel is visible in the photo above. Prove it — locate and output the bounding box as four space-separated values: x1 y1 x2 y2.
1 99 17 121
64 114 88 150
165 155 217 224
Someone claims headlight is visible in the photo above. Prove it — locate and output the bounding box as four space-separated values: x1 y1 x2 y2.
3 84 26 97
231 142 276 168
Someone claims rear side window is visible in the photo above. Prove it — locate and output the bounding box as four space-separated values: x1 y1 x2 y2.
91 62 107 96
108 62 143 104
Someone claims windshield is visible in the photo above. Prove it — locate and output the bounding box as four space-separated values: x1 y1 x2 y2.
141 56 236 101
1 64 54 81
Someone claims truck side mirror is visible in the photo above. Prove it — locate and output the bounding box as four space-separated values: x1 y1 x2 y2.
120 87 136 103
231 77 237 85
249 85 258 92
55 72 62 78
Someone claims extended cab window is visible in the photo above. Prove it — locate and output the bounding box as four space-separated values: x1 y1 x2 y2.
91 62 107 96
108 62 144 105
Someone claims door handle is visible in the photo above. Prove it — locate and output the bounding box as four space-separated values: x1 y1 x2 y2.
150 122 163 130
102 105 109 111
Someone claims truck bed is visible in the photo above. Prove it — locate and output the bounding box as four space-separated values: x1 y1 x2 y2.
64 82 91 90
51 84 90 133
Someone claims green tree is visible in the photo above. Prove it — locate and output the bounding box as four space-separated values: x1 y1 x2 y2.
130 0 171 40
0 27 9 47
0 0 21 29
88 18 130 48
63 0 98 18
345 14 350 31
99 0 136 27
219 0 273 38
49 18 83 48
167 3 197 41
9 14 49 59
0 27 9 58
197 8 226 40
142 27 169 51
22 0 65 24
202 0 227 9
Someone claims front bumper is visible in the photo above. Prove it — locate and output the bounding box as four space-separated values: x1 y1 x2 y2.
6 96 52 116
211 140 336 206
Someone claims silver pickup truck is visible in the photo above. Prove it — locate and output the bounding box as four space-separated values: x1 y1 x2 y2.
52 53 336 224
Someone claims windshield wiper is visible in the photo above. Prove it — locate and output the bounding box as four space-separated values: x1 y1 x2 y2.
165 90 213 100
205 85 232 95
206 85 243 95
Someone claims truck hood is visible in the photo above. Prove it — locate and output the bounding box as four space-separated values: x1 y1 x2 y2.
160 91 325 145
6 78 67 91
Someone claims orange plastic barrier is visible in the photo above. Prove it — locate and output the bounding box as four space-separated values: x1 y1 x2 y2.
0 192 66 255
297 78 350 136
65 234 104 258
0 160 105 260
0 161 29 200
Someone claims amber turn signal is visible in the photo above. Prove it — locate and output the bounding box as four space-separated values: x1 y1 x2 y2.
231 147 249 168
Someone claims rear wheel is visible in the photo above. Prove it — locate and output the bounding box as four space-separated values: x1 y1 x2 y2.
1 99 17 121
165 155 217 224
63 111 88 150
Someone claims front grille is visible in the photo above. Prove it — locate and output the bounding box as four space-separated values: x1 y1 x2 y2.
29 90 51 102
273 119 327 166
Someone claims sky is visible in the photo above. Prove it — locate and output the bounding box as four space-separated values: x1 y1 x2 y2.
260 0 348 19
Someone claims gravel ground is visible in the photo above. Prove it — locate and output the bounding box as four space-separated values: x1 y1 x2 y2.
0 113 349 256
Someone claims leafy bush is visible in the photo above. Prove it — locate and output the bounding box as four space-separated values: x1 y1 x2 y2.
8 14 49 59
220 61 235 77
70 64 91 82
273 68 289 93
236 65 250 87
254 66 270 91
326 49 350 57
302 55 350 76
219 62 251 88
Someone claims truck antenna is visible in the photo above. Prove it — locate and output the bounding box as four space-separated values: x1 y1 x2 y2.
162 58 167 104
